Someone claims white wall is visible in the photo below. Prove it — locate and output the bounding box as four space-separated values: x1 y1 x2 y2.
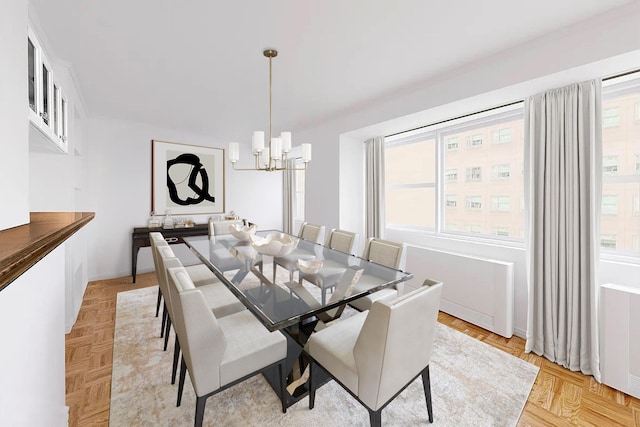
86 117 283 280
0 246 67 426
0 0 29 230
297 3 640 336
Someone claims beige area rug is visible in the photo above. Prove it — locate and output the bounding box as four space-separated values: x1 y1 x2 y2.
110 286 538 426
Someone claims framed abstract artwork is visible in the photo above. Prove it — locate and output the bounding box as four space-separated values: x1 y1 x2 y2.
152 140 225 215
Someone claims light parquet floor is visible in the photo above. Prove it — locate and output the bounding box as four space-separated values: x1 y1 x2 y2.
65 273 640 426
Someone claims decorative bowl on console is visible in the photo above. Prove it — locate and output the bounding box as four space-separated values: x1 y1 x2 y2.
249 232 298 257
230 223 257 241
297 258 324 275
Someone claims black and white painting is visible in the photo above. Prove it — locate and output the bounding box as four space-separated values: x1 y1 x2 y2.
152 140 225 215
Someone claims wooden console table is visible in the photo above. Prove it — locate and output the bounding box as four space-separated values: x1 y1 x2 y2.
131 224 209 283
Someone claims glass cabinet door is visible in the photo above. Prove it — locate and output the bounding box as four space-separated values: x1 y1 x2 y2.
28 38 37 113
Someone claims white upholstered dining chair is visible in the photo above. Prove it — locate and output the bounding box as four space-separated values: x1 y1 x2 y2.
348 237 407 311
167 266 288 427
305 280 443 426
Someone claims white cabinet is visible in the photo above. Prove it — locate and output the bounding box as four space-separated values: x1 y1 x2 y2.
27 27 68 153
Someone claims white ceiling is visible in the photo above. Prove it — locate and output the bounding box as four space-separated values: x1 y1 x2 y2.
30 0 634 140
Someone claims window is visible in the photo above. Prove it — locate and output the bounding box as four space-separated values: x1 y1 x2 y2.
466 167 481 182
491 196 510 211
603 107 620 127
491 164 510 180
467 134 483 148
385 137 436 229
635 102 640 123
602 195 618 215
492 128 512 144
465 196 482 210
601 234 617 249
293 160 305 221
385 104 524 241
53 84 60 136
61 97 68 142
601 74 640 254
603 156 618 175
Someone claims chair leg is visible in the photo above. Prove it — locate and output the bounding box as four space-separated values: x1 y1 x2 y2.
194 395 207 427
368 409 382 427
160 302 168 338
308 361 316 410
422 365 433 423
163 316 172 351
278 362 287 413
177 356 186 407
155 287 162 317
171 337 181 384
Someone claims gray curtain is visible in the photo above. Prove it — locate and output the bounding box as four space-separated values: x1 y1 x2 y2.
282 158 296 234
365 136 386 239
524 79 602 380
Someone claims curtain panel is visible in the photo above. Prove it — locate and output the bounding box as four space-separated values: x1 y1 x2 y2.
365 136 386 239
524 79 602 380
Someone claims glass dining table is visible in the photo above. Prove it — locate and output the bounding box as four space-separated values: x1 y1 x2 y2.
183 230 413 407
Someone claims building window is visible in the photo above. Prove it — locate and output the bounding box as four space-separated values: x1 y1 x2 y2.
445 169 458 182
492 226 509 236
467 134 483 148
446 137 458 150
492 128 512 144
491 196 510 211
635 102 640 123
601 234 617 249
466 224 483 233
465 196 482 210
465 167 482 182
602 195 618 215
603 156 618 176
603 107 620 128
633 195 640 216
491 164 510 180
446 194 457 208
635 154 640 174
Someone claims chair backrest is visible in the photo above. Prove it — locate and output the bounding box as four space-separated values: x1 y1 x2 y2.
361 238 407 271
149 232 166 274
298 222 325 244
167 266 227 396
353 281 443 410
209 219 246 236
325 229 358 255
156 245 179 313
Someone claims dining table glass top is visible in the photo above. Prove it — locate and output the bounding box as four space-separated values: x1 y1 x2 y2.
183 230 413 331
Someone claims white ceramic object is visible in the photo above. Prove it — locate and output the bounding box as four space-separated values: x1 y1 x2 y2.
250 232 298 257
298 258 323 275
230 223 257 241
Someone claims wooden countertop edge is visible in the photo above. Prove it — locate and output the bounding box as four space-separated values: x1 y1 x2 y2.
0 212 95 292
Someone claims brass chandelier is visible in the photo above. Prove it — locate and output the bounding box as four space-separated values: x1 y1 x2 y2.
228 49 311 171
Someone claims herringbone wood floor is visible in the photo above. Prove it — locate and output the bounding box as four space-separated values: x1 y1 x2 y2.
65 273 640 426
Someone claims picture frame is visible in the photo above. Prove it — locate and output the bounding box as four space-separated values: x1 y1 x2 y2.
152 140 225 215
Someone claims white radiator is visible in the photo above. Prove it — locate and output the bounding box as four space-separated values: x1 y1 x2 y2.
600 283 640 399
406 245 514 338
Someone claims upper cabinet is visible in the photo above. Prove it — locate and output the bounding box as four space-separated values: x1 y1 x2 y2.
28 27 68 153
